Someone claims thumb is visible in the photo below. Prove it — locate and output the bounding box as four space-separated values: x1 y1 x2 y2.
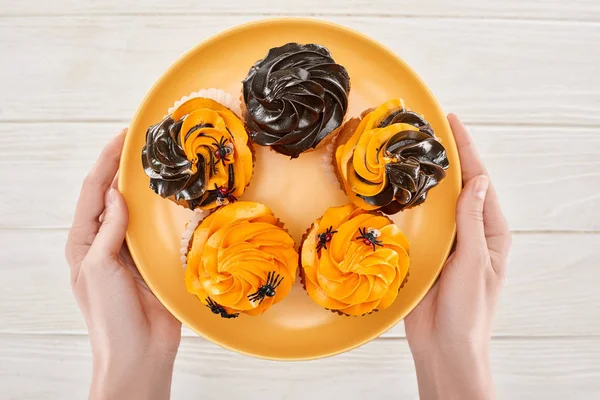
90 188 129 257
456 175 489 253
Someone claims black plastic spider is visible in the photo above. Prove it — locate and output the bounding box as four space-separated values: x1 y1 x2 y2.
355 227 383 252
206 297 239 319
212 136 234 167
316 225 337 252
247 271 284 304
214 183 237 206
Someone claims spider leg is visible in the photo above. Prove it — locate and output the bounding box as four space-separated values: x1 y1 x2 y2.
248 293 264 304
273 274 284 289
266 271 274 286
247 290 260 300
272 273 281 287
372 242 376 252
221 310 237 319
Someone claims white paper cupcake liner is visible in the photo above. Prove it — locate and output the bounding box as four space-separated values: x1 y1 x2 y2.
167 88 241 118
179 210 209 270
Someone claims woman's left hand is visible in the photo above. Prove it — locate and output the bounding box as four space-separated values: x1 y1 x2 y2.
65 129 182 400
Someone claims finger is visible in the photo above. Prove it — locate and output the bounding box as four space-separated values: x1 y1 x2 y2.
66 129 127 266
448 114 487 181
99 172 120 224
448 114 509 251
89 188 129 258
455 175 489 257
483 186 512 258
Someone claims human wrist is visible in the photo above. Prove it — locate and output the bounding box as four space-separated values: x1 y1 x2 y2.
90 348 176 400
412 343 494 400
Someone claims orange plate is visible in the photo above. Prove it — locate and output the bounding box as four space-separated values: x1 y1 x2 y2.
119 18 461 361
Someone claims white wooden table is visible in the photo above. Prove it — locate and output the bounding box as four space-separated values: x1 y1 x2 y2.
1 1 599 398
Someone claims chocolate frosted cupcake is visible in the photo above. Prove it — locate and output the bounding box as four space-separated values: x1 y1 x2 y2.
183 201 298 318
300 203 410 316
242 43 351 158
142 96 254 211
334 99 449 214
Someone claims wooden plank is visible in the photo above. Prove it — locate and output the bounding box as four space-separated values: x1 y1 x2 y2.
1 0 599 21
1 334 598 399
2 123 599 231
2 229 599 337
0 16 598 125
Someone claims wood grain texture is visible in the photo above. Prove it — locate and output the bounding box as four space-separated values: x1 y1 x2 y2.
1 334 599 399
2 123 599 231
1 2 599 398
2 229 599 337
1 0 599 21
0 16 598 126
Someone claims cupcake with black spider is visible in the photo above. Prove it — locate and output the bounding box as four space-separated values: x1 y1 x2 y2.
242 42 351 158
334 98 449 215
142 91 254 211
300 203 410 317
183 201 298 318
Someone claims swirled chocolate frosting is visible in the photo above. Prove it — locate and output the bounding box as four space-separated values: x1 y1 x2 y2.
242 43 350 158
335 99 449 214
141 98 253 210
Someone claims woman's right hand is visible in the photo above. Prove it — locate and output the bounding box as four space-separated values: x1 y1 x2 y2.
404 114 512 400
65 130 181 400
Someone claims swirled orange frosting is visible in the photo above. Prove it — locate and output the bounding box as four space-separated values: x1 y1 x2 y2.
335 99 448 214
142 98 254 210
301 203 410 316
185 201 298 317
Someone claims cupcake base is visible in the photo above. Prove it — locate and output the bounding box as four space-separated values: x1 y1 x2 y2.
169 88 241 117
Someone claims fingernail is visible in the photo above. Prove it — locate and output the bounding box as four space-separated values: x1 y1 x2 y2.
106 188 116 205
474 176 489 200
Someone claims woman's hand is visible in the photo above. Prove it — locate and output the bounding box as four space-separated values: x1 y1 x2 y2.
404 115 512 400
65 129 182 400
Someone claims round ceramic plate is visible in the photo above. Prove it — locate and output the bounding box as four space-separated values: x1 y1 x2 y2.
119 18 461 361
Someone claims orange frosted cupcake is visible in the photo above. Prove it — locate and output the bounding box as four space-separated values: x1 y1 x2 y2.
184 201 298 318
334 99 449 214
142 96 253 211
300 203 410 316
